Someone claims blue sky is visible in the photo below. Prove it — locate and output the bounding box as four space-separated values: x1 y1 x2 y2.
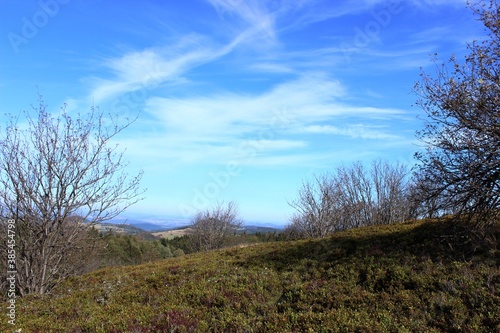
0 0 487 226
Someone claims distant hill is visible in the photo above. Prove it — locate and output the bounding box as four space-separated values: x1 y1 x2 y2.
93 222 149 235
106 214 285 232
106 217 189 231
99 218 282 236
239 225 281 234
10 219 499 332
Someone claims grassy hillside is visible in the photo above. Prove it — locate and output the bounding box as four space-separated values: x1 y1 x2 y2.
4 219 500 332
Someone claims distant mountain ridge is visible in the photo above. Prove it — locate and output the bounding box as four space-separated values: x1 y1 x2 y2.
108 216 190 231
97 218 282 236
106 214 284 232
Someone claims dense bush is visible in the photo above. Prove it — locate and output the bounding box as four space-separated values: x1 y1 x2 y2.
99 233 178 267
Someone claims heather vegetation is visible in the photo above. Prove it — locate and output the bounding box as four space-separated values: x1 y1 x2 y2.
1 219 498 332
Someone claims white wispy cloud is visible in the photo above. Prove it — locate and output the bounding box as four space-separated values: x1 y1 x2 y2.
112 73 410 167
87 26 271 103
88 36 219 102
206 0 278 47
407 0 468 9
143 73 345 137
86 3 289 104
88 0 470 105
85 0 426 169
298 124 402 140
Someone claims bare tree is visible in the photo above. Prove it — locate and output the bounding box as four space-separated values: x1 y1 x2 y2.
188 201 243 252
287 174 342 238
0 97 144 296
287 160 414 239
371 160 411 225
334 160 412 227
335 162 374 228
414 0 500 227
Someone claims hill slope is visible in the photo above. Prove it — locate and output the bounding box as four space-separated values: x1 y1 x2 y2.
4 220 500 332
